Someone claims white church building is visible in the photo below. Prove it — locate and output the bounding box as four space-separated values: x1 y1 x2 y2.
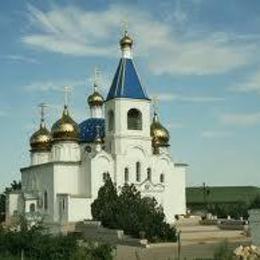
6 32 187 224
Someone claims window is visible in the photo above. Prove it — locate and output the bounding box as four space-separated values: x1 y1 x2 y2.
136 162 141 182
108 110 114 131
147 168 152 181
44 191 48 210
29 203 35 213
62 199 65 210
124 168 129 183
127 109 142 130
160 173 165 183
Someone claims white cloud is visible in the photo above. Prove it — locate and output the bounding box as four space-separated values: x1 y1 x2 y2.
220 112 260 126
24 79 85 92
230 70 260 94
22 4 255 76
1 55 39 64
152 93 224 102
201 130 232 138
166 122 184 130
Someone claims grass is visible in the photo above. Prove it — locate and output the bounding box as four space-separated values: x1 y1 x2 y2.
186 186 260 204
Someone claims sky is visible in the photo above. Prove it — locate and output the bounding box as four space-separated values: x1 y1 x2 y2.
0 0 260 191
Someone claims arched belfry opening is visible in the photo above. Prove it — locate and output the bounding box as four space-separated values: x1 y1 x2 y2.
108 110 114 131
127 109 142 130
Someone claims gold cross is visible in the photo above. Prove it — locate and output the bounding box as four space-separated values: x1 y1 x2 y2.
63 86 72 106
121 18 129 35
152 96 160 114
38 102 48 124
93 66 101 87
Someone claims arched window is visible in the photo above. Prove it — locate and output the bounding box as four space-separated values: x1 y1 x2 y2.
147 168 152 181
160 173 165 183
29 203 35 213
62 199 66 210
44 191 48 210
108 110 114 131
124 168 129 183
136 162 141 182
127 109 142 130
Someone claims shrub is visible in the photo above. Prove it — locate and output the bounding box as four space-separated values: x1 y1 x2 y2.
91 177 177 242
250 195 260 209
213 240 233 260
0 217 113 260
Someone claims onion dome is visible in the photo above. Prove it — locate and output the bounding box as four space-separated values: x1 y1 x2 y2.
120 31 133 49
150 113 170 148
51 105 80 142
30 123 51 152
79 118 105 143
87 83 104 107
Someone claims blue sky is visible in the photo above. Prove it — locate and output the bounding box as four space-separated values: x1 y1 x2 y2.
0 0 260 191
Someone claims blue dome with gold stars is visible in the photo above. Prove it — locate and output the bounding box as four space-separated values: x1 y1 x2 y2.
79 118 105 143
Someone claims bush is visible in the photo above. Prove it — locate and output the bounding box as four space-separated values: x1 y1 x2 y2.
213 240 233 260
0 217 114 260
91 177 177 242
250 195 260 209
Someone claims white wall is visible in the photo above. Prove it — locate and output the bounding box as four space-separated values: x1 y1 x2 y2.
68 197 92 222
31 151 50 166
105 99 152 155
51 142 80 162
249 209 260 246
21 163 54 222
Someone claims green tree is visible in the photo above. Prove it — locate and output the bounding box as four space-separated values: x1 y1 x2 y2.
91 177 177 242
91 176 119 228
250 195 260 209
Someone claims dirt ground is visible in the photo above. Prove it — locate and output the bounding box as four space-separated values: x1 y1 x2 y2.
115 217 251 260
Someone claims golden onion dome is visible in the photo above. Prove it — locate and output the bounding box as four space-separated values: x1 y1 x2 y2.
150 113 170 148
30 123 51 152
51 106 80 142
120 31 133 48
88 85 104 107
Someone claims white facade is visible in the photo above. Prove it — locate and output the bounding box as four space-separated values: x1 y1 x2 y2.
6 33 187 225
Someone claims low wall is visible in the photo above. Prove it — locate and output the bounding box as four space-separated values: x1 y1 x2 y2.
248 209 260 245
75 222 124 244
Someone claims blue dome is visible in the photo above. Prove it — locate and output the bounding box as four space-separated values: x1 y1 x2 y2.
79 118 105 143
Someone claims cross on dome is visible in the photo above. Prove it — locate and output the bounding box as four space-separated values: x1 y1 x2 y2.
63 86 72 108
93 66 101 90
39 102 48 127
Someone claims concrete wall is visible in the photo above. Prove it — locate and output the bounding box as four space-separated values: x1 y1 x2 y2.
249 209 260 245
68 197 92 222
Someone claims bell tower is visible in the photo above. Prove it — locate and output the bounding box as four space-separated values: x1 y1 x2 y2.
105 31 152 155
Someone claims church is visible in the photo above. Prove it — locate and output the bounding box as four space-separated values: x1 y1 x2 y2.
6 31 187 225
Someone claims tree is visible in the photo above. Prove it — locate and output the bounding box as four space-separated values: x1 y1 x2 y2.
91 176 119 228
91 177 177 242
250 195 260 209
0 180 21 222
